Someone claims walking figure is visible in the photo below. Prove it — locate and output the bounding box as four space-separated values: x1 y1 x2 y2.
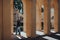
15 11 21 35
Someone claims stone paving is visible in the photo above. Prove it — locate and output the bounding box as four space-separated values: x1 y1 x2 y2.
13 30 60 40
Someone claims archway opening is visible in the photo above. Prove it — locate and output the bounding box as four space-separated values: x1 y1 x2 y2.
50 8 55 33
41 5 44 31
13 0 25 39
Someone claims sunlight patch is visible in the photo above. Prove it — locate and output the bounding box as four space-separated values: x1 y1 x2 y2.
36 31 45 35
55 34 60 36
16 35 21 39
50 29 56 33
43 36 58 40
21 32 27 38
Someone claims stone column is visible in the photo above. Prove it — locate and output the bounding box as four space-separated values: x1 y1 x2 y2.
51 0 54 8
54 0 59 32
44 0 51 34
36 0 43 31
58 0 60 33
22 0 36 37
22 0 26 32
3 0 13 40
0 0 3 40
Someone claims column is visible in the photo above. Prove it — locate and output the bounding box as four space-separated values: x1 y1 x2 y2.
36 0 43 31
22 0 36 37
0 0 3 40
54 0 59 32
51 0 54 8
58 0 60 33
44 0 51 34
22 0 26 32
3 0 13 40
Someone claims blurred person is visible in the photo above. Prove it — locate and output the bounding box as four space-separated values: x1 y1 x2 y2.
15 10 21 35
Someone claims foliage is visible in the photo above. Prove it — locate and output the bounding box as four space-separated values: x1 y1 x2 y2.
14 0 23 11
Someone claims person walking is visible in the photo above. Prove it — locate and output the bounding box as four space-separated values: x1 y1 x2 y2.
15 10 21 35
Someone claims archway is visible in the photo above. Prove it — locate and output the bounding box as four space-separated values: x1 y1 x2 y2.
2 0 36 40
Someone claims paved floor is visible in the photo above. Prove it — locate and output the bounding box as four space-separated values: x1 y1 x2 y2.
13 30 60 40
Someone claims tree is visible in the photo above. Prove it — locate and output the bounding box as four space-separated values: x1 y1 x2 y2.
14 0 23 13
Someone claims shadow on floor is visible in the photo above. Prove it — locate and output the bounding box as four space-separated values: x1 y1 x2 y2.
13 33 60 40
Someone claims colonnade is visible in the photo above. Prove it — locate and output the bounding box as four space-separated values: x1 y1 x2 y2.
0 0 60 40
